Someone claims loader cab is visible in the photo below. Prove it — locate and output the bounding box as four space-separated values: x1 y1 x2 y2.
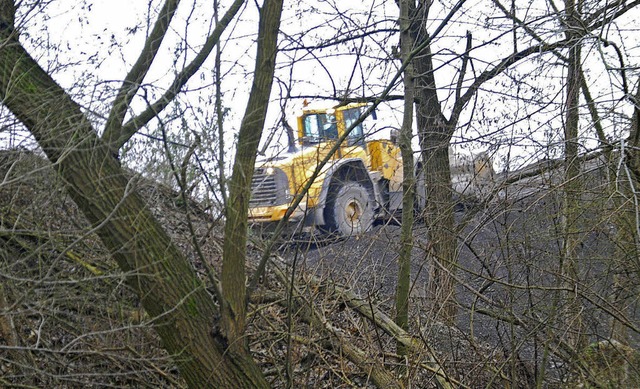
300 112 338 144
298 104 366 147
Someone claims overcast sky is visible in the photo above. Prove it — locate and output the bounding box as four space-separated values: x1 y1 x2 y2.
3 0 639 172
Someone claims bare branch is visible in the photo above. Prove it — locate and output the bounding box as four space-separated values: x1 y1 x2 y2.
281 28 397 52
454 31 472 104
450 39 567 126
103 0 181 148
107 0 245 152
585 0 640 30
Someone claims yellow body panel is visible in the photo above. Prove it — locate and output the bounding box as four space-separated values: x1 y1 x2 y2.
248 203 305 222
289 142 334 208
249 142 335 222
367 140 401 178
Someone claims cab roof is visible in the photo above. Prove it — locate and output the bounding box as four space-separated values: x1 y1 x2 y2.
300 101 367 116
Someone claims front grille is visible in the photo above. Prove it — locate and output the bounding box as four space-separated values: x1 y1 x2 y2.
250 167 288 207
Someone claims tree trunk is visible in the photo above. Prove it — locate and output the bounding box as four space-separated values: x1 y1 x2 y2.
402 0 456 323
395 0 416 358
221 0 283 356
611 83 640 342
560 0 585 349
0 21 269 389
419 134 458 324
410 1 459 322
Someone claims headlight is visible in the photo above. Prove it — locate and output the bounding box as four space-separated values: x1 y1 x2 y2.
265 167 275 175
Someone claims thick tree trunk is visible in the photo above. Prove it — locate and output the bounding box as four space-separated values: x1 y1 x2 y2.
410 20 458 324
0 24 269 389
418 133 458 324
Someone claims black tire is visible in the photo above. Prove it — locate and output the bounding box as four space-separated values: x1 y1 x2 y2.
325 182 374 236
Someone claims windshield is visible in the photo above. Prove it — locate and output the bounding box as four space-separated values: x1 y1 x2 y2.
303 113 337 142
343 107 364 146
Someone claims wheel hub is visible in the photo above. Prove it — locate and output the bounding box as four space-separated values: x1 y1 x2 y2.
345 199 362 225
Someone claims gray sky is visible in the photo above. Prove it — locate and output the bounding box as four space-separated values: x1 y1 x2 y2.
3 0 639 172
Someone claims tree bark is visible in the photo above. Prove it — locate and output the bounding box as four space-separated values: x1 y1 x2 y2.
221 0 283 355
395 0 416 358
0 18 269 389
410 0 458 324
419 135 458 323
560 0 586 349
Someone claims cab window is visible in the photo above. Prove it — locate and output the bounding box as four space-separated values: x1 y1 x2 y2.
303 113 338 142
343 108 365 146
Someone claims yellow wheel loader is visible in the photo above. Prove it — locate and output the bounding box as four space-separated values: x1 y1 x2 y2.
248 102 421 236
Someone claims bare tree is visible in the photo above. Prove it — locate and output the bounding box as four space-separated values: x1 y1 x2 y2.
221 0 283 357
0 0 282 386
2 0 640 387
395 0 417 360
398 0 640 325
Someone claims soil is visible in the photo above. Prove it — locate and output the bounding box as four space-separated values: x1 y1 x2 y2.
1 150 638 388
276 166 640 387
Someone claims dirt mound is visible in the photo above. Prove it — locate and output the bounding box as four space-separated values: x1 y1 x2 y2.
0 150 224 387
